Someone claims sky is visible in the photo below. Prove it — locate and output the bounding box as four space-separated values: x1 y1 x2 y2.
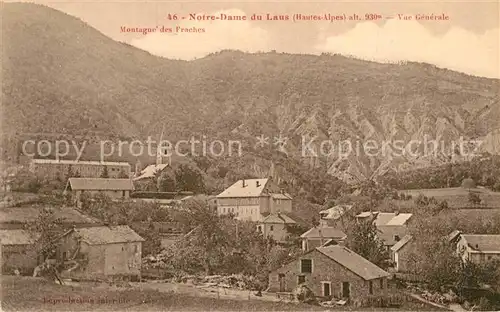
8 0 500 78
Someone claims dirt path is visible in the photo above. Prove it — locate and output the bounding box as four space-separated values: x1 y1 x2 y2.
128 281 283 303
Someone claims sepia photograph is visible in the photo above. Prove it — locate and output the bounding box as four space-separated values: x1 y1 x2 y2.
0 0 499 311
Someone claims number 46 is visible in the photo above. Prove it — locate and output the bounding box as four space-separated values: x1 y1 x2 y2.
167 14 178 20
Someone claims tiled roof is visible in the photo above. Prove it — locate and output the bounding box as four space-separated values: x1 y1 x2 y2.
356 211 412 226
74 225 144 245
385 213 413 226
32 159 130 167
391 235 413 252
301 226 347 239
0 229 37 245
462 234 500 253
69 178 134 191
320 204 353 220
133 164 168 181
261 213 296 224
377 225 409 246
317 245 390 281
216 179 269 198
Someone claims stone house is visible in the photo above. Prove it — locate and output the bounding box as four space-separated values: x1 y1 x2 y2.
268 245 390 301
56 225 144 281
256 213 296 243
66 178 134 205
390 235 415 272
215 178 292 221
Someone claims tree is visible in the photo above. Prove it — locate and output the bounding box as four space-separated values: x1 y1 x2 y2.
100 166 109 178
175 164 205 193
346 220 390 269
24 206 66 282
158 174 176 192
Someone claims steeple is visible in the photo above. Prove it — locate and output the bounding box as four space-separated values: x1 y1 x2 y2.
156 124 165 166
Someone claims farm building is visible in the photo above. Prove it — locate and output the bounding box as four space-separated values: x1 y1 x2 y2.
56 225 144 281
268 245 390 301
66 178 134 205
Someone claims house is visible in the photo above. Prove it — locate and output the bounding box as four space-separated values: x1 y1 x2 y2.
56 225 144 281
268 245 390 301
319 204 353 227
300 227 347 251
390 235 415 272
215 178 292 221
66 178 134 205
454 233 500 263
356 211 413 249
0 229 38 274
257 213 296 243
30 159 131 180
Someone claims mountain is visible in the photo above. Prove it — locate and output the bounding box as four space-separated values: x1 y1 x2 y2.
2 3 500 184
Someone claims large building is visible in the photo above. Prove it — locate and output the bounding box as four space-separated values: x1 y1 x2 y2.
215 178 292 222
30 159 131 180
268 245 390 301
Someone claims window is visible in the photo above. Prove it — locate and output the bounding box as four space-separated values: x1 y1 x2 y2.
298 275 306 284
270 225 274 231
380 279 384 289
394 235 400 242
300 259 312 273
369 281 373 294
135 245 138 253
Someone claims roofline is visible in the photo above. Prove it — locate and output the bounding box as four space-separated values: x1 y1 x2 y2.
215 178 270 198
316 247 391 281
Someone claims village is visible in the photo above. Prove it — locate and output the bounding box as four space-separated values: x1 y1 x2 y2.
1 149 499 312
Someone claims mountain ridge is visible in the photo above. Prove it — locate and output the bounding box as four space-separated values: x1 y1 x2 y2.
2 2 500 183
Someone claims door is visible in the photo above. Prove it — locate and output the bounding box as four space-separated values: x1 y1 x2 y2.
342 282 350 298
278 274 285 292
323 282 331 297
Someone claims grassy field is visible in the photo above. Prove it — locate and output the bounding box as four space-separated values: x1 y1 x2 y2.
400 187 500 209
1 276 447 311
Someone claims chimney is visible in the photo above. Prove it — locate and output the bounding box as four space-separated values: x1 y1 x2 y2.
394 210 400 216
242 179 246 187
256 181 260 187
